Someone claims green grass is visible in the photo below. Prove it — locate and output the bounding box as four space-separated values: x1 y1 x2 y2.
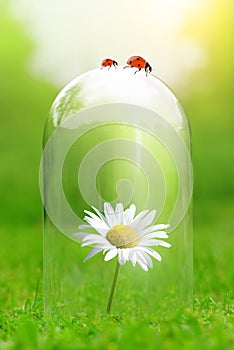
0 199 233 350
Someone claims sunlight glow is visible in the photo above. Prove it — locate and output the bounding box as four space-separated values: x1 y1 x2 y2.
12 0 208 87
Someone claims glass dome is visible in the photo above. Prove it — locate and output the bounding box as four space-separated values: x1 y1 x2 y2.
41 66 193 317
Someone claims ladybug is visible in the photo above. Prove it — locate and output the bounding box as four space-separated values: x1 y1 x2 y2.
101 58 118 69
124 56 152 75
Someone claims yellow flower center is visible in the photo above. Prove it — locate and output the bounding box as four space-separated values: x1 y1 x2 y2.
106 224 139 248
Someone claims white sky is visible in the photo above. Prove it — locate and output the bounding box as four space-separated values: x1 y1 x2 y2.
12 0 206 88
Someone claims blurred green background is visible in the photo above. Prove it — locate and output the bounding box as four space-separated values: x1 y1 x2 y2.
0 0 233 349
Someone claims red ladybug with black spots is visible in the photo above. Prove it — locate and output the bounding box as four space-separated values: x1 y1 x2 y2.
101 58 118 69
124 56 152 75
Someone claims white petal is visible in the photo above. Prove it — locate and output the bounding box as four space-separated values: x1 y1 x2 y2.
138 251 153 268
96 244 114 249
82 241 103 247
142 224 170 235
115 203 124 224
139 239 171 248
78 224 92 229
82 233 106 242
81 235 109 247
73 232 88 238
84 216 109 235
84 247 103 262
118 249 128 265
123 248 130 260
123 204 136 225
129 248 149 271
91 206 107 222
115 203 124 213
158 241 171 248
138 247 162 261
136 251 148 265
135 210 156 232
136 259 148 271
104 202 114 213
142 231 169 239
104 249 118 261
138 240 160 246
130 209 149 228
84 215 106 227
84 210 103 222
121 249 128 264
104 202 116 227
82 241 111 249
129 250 137 266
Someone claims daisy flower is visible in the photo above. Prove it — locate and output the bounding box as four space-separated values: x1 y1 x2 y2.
74 202 171 272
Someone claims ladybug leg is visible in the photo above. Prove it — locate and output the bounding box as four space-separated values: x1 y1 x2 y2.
134 68 141 75
123 66 131 69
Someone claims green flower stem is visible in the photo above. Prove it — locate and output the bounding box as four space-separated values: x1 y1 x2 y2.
106 260 120 314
